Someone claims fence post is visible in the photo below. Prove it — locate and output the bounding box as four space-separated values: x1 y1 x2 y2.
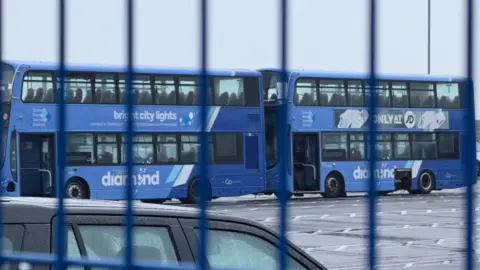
198 0 210 269
56 0 67 269
465 0 475 269
277 0 289 269
0 0 3 268
367 0 378 269
122 0 135 270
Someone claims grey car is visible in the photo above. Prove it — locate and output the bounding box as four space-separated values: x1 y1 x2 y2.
0 197 327 270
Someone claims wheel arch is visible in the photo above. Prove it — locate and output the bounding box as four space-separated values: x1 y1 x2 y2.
66 176 90 199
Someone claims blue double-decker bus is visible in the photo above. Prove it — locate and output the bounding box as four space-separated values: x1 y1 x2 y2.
0 61 265 203
260 68 472 199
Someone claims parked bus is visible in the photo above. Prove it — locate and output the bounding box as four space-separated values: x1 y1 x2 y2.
0 61 265 203
259 68 473 198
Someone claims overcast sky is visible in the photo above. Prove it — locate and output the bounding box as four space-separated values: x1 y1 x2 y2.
3 0 478 117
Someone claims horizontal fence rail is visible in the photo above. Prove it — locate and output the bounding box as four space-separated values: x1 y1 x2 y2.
0 0 476 269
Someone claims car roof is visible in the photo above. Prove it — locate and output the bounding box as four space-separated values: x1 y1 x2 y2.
0 197 225 223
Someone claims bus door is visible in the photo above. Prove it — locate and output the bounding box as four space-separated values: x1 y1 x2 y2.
292 133 320 192
287 126 293 193
18 133 55 197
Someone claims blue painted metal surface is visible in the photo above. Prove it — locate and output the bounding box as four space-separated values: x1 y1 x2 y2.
465 0 475 269
0 1 476 270
0 1 3 270
367 0 378 268
56 1 67 270
277 1 288 270
198 0 210 270
123 1 135 270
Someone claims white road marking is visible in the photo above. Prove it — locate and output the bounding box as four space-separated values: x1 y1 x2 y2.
436 239 445 245
335 245 348 252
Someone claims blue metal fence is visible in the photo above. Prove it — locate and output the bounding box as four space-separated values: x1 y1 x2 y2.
0 0 476 269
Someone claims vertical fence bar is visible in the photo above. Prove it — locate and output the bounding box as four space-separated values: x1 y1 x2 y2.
367 0 377 269
465 0 475 269
123 0 135 269
197 0 209 269
0 0 3 268
277 0 288 269
56 0 67 269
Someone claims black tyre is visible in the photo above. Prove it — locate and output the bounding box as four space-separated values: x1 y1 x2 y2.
418 171 434 194
323 173 344 198
182 178 211 204
65 178 89 199
141 199 166 204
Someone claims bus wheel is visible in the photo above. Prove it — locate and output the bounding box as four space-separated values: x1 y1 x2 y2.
183 178 211 204
418 171 434 194
323 173 344 198
65 178 89 199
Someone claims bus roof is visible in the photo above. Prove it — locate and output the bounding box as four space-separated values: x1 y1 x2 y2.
3 60 261 77
258 68 466 82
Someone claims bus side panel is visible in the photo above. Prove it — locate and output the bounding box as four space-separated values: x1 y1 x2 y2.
65 164 265 200
414 160 464 190
319 159 465 193
266 166 280 193
65 166 186 200
14 105 262 133
0 130 19 197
